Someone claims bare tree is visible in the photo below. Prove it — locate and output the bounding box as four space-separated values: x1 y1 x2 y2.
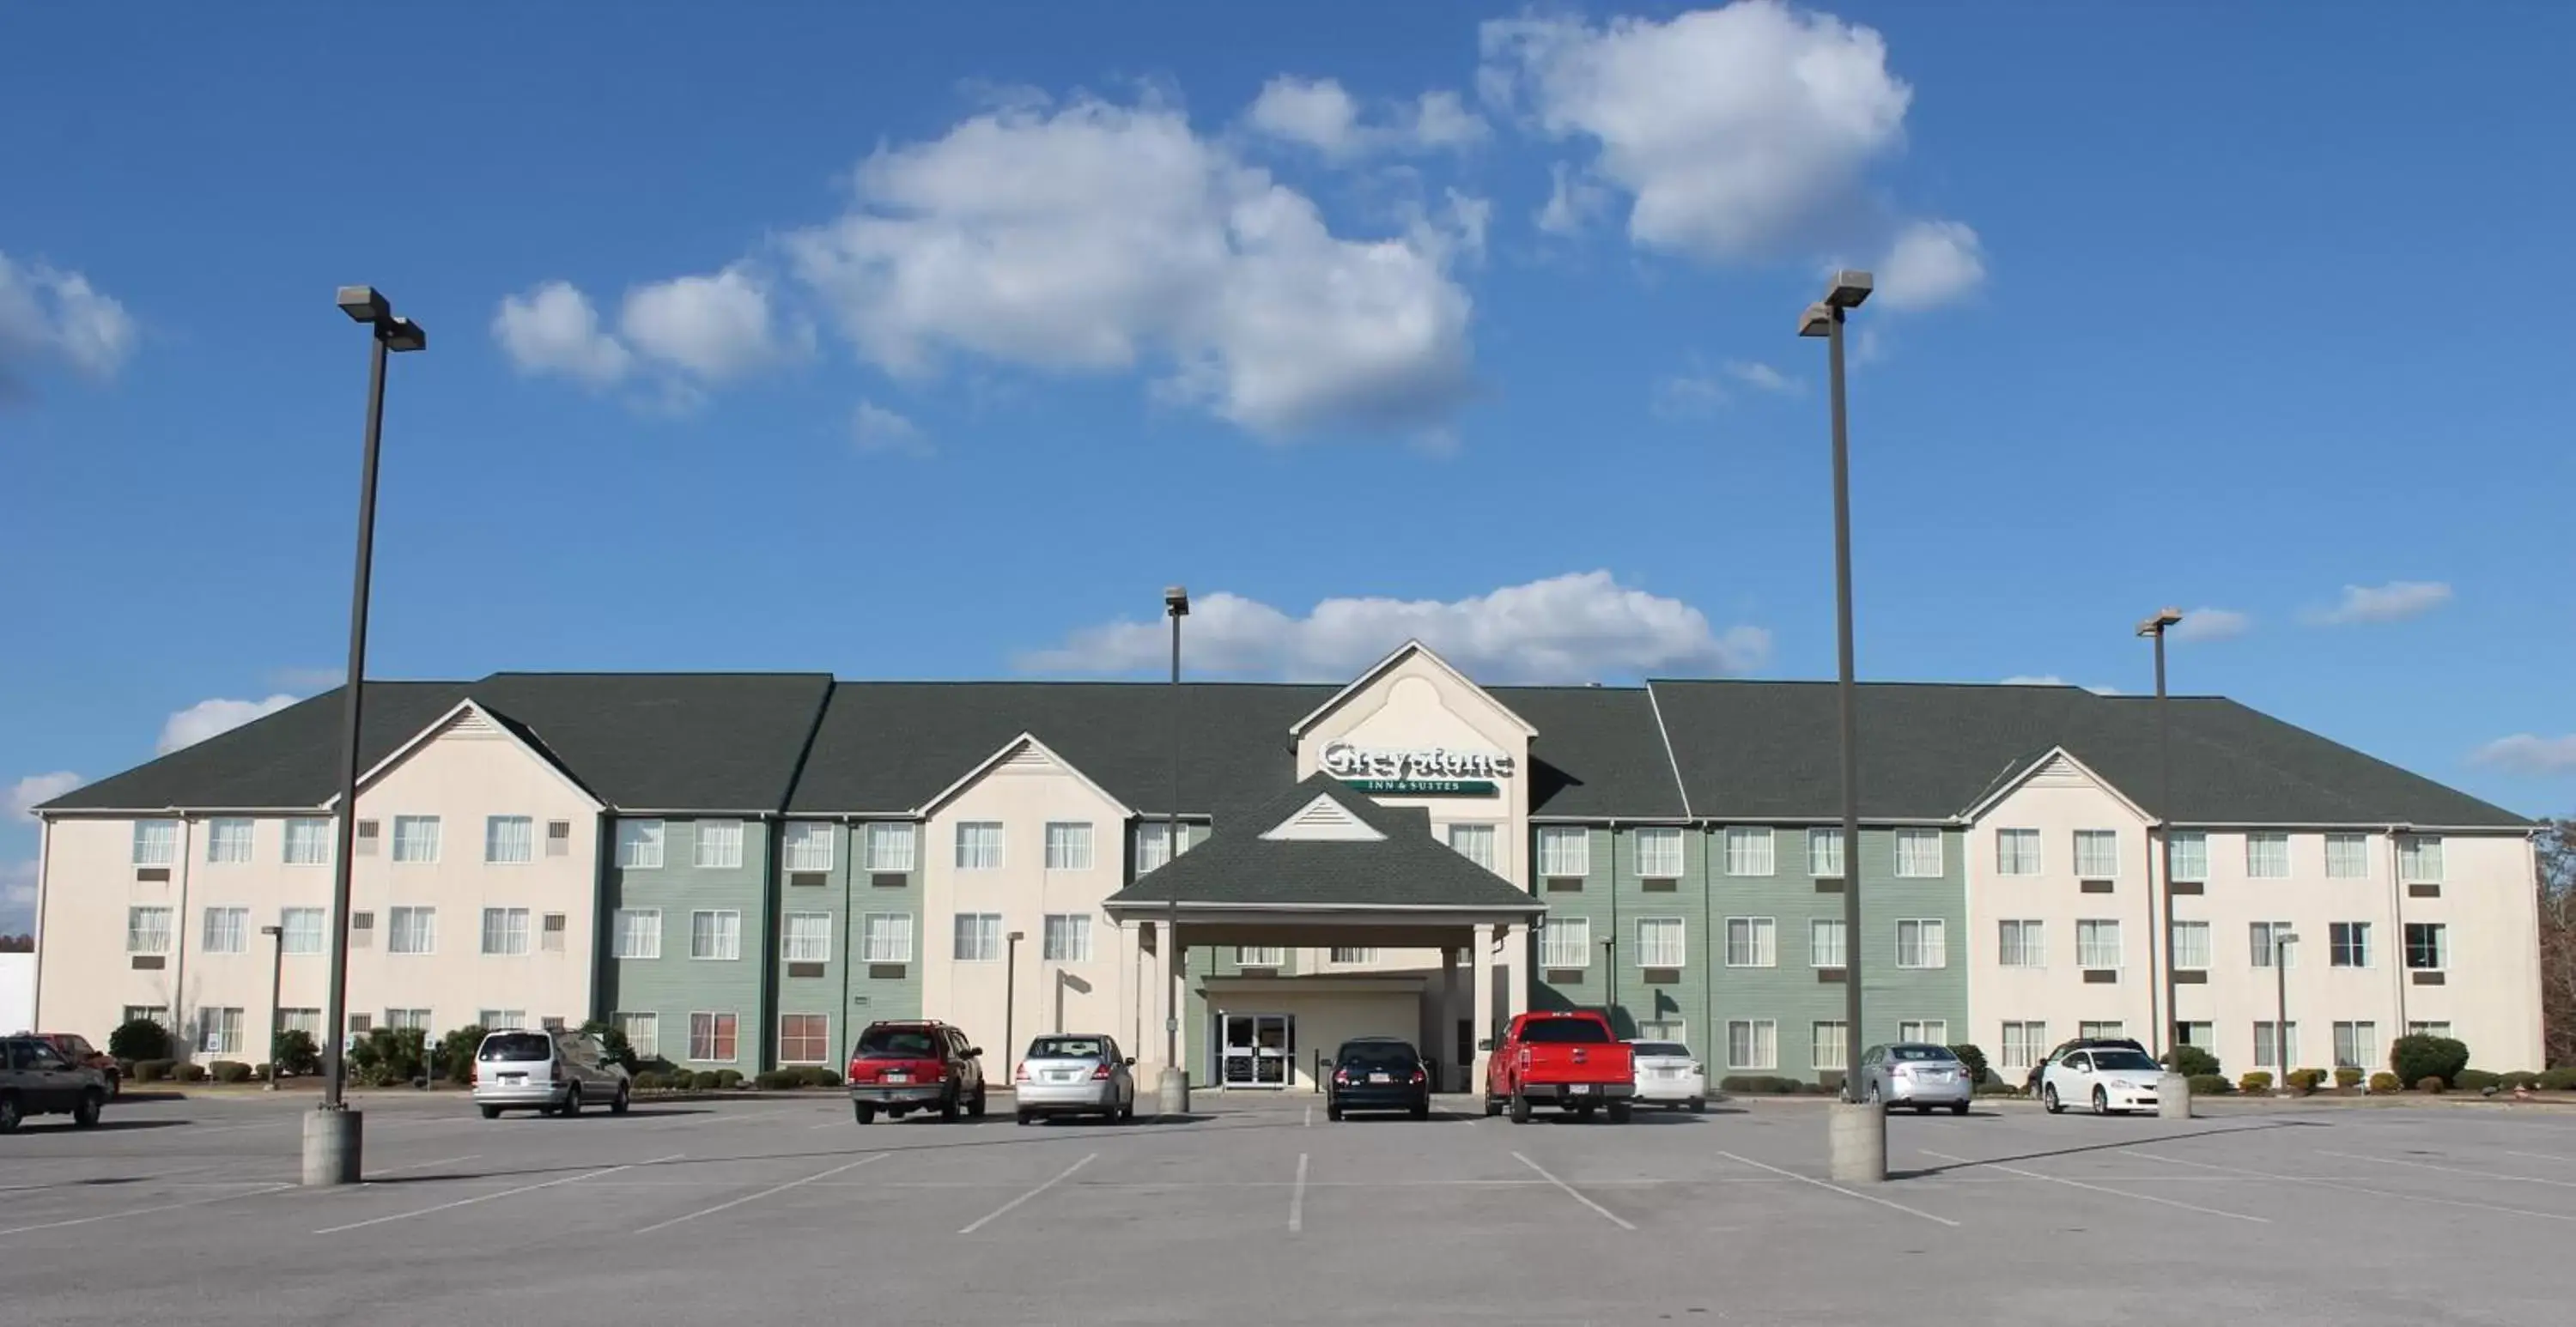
2540 818 2574 1069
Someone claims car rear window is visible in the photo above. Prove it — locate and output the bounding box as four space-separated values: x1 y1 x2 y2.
1029 1038 1106 1060
857 1027 943 1057
1631 1041 1689 1058
1891 1045 1956 1062
477 1033 553 1063
1337 1041 1417 1068
1517 1019 1613 1045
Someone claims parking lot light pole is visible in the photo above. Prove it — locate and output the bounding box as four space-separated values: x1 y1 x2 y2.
309 286 427 1187
1005 930 1024 1072
1801 270 1886 1183
259 924 284 1092
2273 931 2298 1095
2139 609 2192 1116
1158 586 1191 1118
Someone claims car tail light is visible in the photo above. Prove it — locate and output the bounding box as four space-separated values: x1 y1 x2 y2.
1091 1063 1114 1081
1517 1048 1531 1071
1014 1062 1030 1083
1409 1068 1426 1085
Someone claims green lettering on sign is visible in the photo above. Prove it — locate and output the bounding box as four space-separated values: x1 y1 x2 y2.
1340 778 1498 797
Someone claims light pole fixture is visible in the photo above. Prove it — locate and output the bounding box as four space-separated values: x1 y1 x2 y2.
259 924 284 1092
310 286 427 1187
2136 608 2183 1060
2272 930 2299 1094
1159 585 1190 1117
1800 270 1882 1181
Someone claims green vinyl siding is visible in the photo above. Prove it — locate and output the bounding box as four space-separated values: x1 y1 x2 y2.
598 816 772 1069
841 821 925 1042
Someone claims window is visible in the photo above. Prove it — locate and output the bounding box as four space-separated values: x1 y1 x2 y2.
951 912 1001 962
1540 916 1591 968
2173 1021 2213 1050
347 1014 372 1034
484 815 534 864
2075 918 2121 968
783 912 832 964
193 1007 245 1056
863 823 915 873
132 820 178 866
1329 947 1379 964
1236 946 1286 967
861 912 914 963
1136 821 1189 873
1807 827 1844 879
477 1009 526 1029
1719 917 1768 967
695 820 744 870
1811 1021 1848 1073
1895 918 1946 969
541 912 565 951
1895 827 1943 877
384 1008 432 1032
955 821 1003 870
206 818 253 863
1998 919 2045 967
2000 1021 2049 1069
2253 1021 2300 1071
690 911 741 960
611 908 661 960
2332 1021 2379 1071
1809 918 1846 968
201 906 248 954
2079 1021 2126 1040
479 908 531 956
617 820 665 870
281 907 325 955
392 815 441 863
615 1012 659 1057
1995 828 2041 876
2330 921 2372 968
2169 831 2208 882
2250 921 2295 967
1637 1020 1687 1042
2170 920 2211 971
1900 1020 1949 1045
1043 822 1094 871
1638 917 1688 968
2324 833 2369 879
1448 823 1498 870
1042 912 1092 962
2403 923 2447 971
2406 1021 2451 1039
1726 1020 1777 1069
2245 832 2290 879
279 1008 321 1038
388 906 437 954
284 818 331 866
2073 829 2119 879
349 912 373 948
688 1012 738 1063
780 1014 830 1064
1537 826 1590 877
2398 834 2444 883
1722 827 1773 876
783 821 835 872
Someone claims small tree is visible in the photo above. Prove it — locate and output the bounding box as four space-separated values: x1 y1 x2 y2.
1947 1043 1991 1086
109 1017 173 1063
2389 1033 2470 1088
580 1019 637 1071
437 1025 488 1086
270 1028 321 1077
2163 1044 2222 1078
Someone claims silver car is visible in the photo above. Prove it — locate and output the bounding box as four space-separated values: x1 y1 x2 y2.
1012 1033 1136 1124
1858 1042 1971 1114
472 1027 632 1118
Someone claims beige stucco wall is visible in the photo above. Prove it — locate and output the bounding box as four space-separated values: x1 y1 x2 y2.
1965 761 2160 1068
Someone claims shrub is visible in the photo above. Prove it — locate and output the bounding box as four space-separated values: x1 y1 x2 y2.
348 1027 427 1085
690 1070 723 1091
2164 1045 2222 1079
252 1063 272 1082
208 1060 252 1084
175 1062 209 1083
2368 1071 2402 1093
2542 1068 2576 1091
2187 1074 2233 1097
580 1020 639 1072
753 1069 804 1091
2239 1070 2274 1094
1948 1044 1991 1087
714 1069 744 1089
131 1058 174 1082
2500 1071 2542 1091
798 1066 842 1088
2334 1067 2363 1089
2454 1069 2500 1093
2286 1068 2327 1094
2415 1076 2447 1094
2389 1034 2470 1088
437 1026 488 1087
109 1018 173 1063
1716 1075 1804 1094
270 1029 321 1078
1972 1082 2020 1097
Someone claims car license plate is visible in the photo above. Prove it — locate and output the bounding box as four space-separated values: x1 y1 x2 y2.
1047 1071 1078 1082
500 1074 525 1084
1569 1083 1592 1094
884 1071 910 1082
1369 1072 1391 1083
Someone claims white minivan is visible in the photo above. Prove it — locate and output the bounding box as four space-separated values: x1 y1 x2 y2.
472 1027 632 1118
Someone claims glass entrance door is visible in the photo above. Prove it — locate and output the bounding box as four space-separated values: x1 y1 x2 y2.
1218 1013 1294 1088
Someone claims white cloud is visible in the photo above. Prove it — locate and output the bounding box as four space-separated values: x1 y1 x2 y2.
787 94 1477 435
493 281 633 385
2306 580 2453 627
1482 3 1912 259
1999 675 2069 687
852 400 931 456
2471 734 2576 777
158 694 300 755
1724 360 1797 393
0 251 138 391
1245 77 1490 161
1021 570 1770 683
2170 607 2252 642
618 265 801 381
1874 219 1986 311
1535 161 1610 236
7 771 82 819
1653 356 1796 417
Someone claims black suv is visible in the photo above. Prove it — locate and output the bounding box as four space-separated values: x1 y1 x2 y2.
2021 1037 2148 1094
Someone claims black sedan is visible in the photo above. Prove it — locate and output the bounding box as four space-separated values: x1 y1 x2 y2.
1326 1037 1431 1120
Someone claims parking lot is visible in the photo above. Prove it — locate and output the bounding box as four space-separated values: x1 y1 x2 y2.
6 1091 2576 1325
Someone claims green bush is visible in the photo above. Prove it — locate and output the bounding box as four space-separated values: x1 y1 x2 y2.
270 1029 321 1077
2500 1071 2542 1091
2164 1045 2222 1078
798 1066 842 1088
2334 1067 2363 1089
1948 1044 1991 1086
208 1060 253 1084
2541 1068 2576 1091
348 1027 427 1084
2454 1069 2501 1093
2415 1076 2447 1094
2368 1070 2402 1093
175 1062 209 1083
580 1020 639 1072
2239 1070 2274 1094
715 1069 744 1089
2389 1034 2470 1088
1972 1081 2020 1097
690 1070 723 1091
1716 1075 1804 1094
753 1069 805 1091
436 1026 488 1086
252 1063 272 1082
2286 1068 2327 1093
109 1018 173 1063
2186 1074 2233 1096
131 1058 174 1082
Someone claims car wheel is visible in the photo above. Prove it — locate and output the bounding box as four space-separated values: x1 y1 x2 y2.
969 1084 987 1118
1017 1110 1034 1126
940 1089 961 1123
562 1085 582 1118
1607 1100 1632 1124
72 1090 103 1128
2043 1084 2063 1114
1691 1098 1707 1114
611 1083 631 1116
1949 1101 1969 1116
1411 1100 1431 1120
1327 1105 1343 1122
106 1073 121 1100
0 1094 19 1133
854 1103 876 1124
480 1105 503 1119
1120 1097 1135 1123
1484 1094 1503 1118
1509 1093 1532 1124
1865 1082 1882 1106
2092 1087 2110 1117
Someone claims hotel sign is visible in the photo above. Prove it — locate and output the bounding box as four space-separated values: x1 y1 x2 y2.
1320 742 1513 797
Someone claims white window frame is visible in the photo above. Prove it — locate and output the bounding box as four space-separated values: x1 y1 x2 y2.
284 817 331 866
2332 1020 2379 1071
391 815 441 864
2077 1021 2125 1040
280 906 325 955
2000 1021 2048 1070
1899 1020 1949 1045
386 906 437 955
1719 916 1769 968
1540 916 1591 968
1042 912 1093 962
1537 826 1591 877
1637 917 1688 968
1329 947 1380 965
1136 821 1188 874
860 912 914 964
1895 827 1943 878
1807 827 1844 879
1895 918 1947 969
2245 832 2291 880
1996 827 2041 876
2398 833 2444 883
1447 823 1498 870
1721 827 1773 877
2170 919 2211 971
1726 1019 1778 1070
194 1007 246 1057
2075 918 2121 969
131 820 178 867
2253 1020 2300 1072
201 906 249 954
687 1011 739 1064
2250 920 2296 968
2073 829 2119 879
951 912 1002 962
2406 1021 2451 1039
206 818 254 864
695 820 745 870
615 1011 659 1057
1043 822 1095 871
782 912 833 964
1809 918 1846 969
955 821 1004 870
783 821 836 873
2330 920 2372 968
611 908 662 960
2403 922 2447 972
778 1013 832 1066
1810 1021 1847 1074
863 823 916 873
484 815 534 865
479 906 531 956
2324 833 2369 880
690 909 742 961
2168 830 2208 882
1998 918 2044 968
1236 946 1287 968
617 820 665 870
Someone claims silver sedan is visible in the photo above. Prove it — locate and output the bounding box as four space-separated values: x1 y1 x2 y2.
1012 1034 1137 1124
1857 1042 1972 1114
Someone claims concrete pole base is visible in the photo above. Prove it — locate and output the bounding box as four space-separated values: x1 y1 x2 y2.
301 1108 363 1186
2156 1072 2192 1120
1155 1065 1190 1117
1827 1100 1886 1184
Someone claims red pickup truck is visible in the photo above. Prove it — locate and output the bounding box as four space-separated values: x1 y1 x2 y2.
1481 1010 1637 1123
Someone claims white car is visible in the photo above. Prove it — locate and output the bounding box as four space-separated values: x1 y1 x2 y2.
2040 1045 2164 1115
1628 1039 1708 1112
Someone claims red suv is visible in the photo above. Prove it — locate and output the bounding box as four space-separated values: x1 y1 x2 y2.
845 1021 987 1124
33 1033 121 1098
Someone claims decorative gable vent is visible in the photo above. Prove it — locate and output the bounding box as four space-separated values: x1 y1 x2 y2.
2029 755 2088 788
999 743 1055 773
443 707 500 738
1260 795 1386 843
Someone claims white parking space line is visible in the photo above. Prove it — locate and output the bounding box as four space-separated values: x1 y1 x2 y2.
2506 1149 2576 1165
1289 1154 1309 1233
0 1184 294 1239
1920 1149 2268 1223
2124 1148 2576 1223
316 1154 683 1234
1303 1103 1313 1128
2318 1150 2576 1190
1511 1152 1637 1231
1717 1151 1959 1228
364 1154 478 1180
957 1152 1097 1235
635 1154 885 1234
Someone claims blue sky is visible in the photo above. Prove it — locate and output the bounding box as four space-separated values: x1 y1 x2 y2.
5 2 2572 926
